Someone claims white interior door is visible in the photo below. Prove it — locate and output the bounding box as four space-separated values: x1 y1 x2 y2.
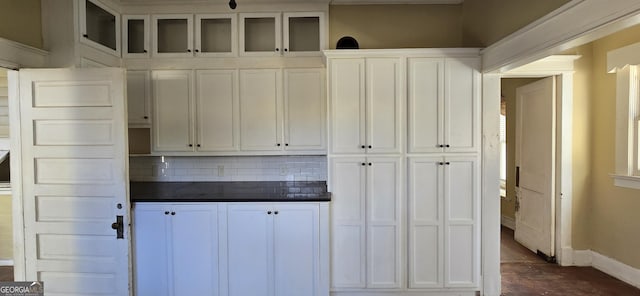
13 68 130 295
514 76 556 258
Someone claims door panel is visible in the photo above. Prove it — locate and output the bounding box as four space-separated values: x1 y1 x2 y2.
444 58 479 152
515 77 556 257
196 70 239 151
153 70 193 152
239 69 282 151
366 58 402 154
330 59 365 154
284 68 326 151
17 68 130 295
134 205 170 296
408 58 443 153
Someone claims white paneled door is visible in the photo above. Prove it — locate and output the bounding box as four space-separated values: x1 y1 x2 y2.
515 77 556 258
12 68 130 295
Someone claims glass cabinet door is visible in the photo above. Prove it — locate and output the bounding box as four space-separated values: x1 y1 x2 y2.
195 14 237 57
283 12 325 55
80 0 121 56
152 14 194 57
123 15 150 58
239 13 282 56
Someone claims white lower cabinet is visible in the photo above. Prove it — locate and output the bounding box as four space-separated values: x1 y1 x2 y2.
329 157 403 289
223 203 322 296
134 203 219 296
408 156 480 289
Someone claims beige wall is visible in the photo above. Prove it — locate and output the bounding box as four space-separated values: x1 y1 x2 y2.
461 0 570 47
0 195 12 260
500 78 540 220
329 5 463 49
0 0 43 49
584 24 640 269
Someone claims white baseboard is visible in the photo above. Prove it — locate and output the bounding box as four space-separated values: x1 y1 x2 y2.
501 215 515 230
0 259 13 266
571 250 640 289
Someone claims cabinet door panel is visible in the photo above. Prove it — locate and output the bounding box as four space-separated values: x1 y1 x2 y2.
152 70 192 152
367 157 402 288
408 58 443 153
274 204 319 296
134 205 170 296
227 204 273 296
239 69 282 151
329 158 366 288
445 58 480 152
197 70 239 151
171 205 218 296
127 70 151 126
330 59 365 154
284 69 326 151
408 157 443 288
447 225 475 286
366 58 402 154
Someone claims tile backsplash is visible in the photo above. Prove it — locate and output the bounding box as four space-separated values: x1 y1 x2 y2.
129 156 327 182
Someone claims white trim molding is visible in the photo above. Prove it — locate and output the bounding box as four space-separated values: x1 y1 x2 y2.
500 215 515 230
482 0 640 73
0 260 13 266
571 250 640 289
0 37 48 69
610 174 640 189
329 0 462 4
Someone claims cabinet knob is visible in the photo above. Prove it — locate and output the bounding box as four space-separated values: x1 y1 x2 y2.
284 48 288 52
277 143 281 147
197 144 201 147
275 48 280 52
188 144 193 147
361 145 366 149
368 145 372 149
171 212 176 215
274 211 279 215
446 144 450 148
164 211 170 215
445 162 451 165
368 163 372 166
187 49 192 52
143 49 147 53
83 34 88 38
267 211 272 215
285 143 289 146
195 49 200 52
143 116 148 119
361 163 366 166
439 162 445 165
439 144 444 148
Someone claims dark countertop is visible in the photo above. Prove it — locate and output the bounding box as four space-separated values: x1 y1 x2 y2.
130 181 331 202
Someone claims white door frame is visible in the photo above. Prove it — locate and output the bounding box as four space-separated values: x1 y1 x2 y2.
481 2 640 295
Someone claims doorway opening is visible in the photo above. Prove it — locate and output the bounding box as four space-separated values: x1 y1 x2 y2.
0 67 13 280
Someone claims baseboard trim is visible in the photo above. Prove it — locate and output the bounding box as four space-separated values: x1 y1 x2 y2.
501 215 515 230
571 250 640 289
0 259 13 266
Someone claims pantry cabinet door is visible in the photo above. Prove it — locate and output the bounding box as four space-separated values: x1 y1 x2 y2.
152 70 193 152
408 58 444 153
134 204 171 296
444 58 480 153
239 69 283 151
196 70 239 152
329 59 365 154
127 70 151 126
329 157 366 288
365 58 403 154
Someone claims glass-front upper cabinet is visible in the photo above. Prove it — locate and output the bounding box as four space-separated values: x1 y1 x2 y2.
152 14 194 57
195 14 237 57
122 15 150 58
239 13 282 57
79 0 121 56
283 12 325 56
240 12 325 57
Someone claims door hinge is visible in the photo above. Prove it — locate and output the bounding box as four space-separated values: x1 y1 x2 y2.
515 195 520 212
536 250 557 263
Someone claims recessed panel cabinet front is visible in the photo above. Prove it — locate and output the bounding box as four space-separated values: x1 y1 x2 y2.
330 157 402 289
196 70 239 152
226 203 320 296
152 70 193 152
284 68 326 151
134 203 219 296
239 69 282 151
330 58 401 154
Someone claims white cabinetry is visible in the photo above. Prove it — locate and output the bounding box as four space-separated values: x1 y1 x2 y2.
134 203 219 296
127 70 151 126
224 203 322 296
79 0 121 56
196 70 240 152
329 157 402 289
284 68 326 151
408 57 480 153
152 70 193 151
329 58 402 154
123 15 150 57
408 156 479 288
240 12 325 56
195 14 237 57
239 69 282 151
152 14 194 57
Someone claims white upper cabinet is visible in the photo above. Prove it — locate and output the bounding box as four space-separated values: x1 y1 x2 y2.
127 70 151 126
152 70 193 152
79 0 121 56
408 57 480 153
152 14 194 57
330 58 402 154
122 15 150 57
195 14 237 57
240 12 325 57
239 69 283 151
284 68 326 151
196 69 239 152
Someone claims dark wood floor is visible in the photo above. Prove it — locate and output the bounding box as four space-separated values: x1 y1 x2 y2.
1 231 639 295
501 226 640 295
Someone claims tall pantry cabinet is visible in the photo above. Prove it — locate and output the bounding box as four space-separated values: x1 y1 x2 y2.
325 49 481 296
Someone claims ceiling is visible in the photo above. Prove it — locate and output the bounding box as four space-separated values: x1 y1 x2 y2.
117 0 464 5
